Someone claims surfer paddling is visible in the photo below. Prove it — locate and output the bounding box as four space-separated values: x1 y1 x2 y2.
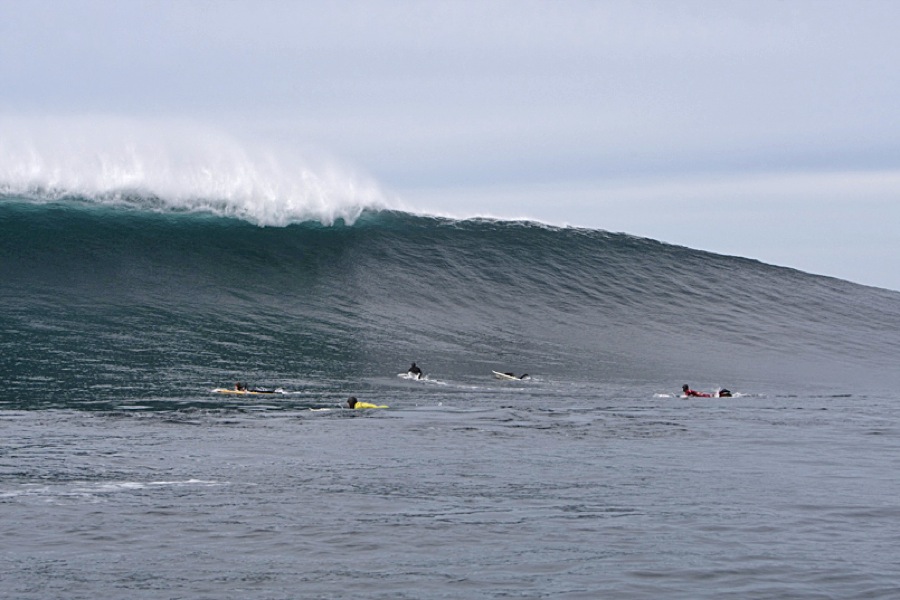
682 384 711 398
407 362 423 379
682 384 733 398
346 397 388 409
493 371 530 380
229 382 279 394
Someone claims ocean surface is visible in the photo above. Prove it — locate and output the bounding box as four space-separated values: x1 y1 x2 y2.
3 194 900 599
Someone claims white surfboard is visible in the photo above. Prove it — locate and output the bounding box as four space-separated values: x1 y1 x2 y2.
397 372 424 380
492 371 518 380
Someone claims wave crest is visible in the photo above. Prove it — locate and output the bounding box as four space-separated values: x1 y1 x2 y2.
0 117 391 226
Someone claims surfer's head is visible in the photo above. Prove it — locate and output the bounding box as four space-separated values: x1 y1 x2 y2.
682 384 689 391
347 396 358 408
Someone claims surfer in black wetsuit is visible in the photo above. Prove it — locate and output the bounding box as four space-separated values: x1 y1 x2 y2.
408 362 423 379
505 372 530 379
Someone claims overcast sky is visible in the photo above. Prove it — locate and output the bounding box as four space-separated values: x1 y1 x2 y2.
2 0 899 289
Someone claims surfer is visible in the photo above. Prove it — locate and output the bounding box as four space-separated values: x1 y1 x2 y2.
228 382 278 394
504 372 530 380
347 397 387 409
248 386 277 394
407 362 423 379
682 384 711 398
493 370 531 380
717 388 733 397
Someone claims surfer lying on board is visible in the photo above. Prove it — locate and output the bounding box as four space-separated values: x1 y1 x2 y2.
682 384 711 398
502 372 530 380
347 397 388 409
682 384 733 398
407 362 423 379
232 382 279 393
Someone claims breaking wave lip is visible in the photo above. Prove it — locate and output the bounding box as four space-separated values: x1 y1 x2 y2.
3 186 384 227
0 116 394 226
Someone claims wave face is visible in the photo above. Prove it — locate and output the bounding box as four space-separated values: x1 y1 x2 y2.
3 195 900 408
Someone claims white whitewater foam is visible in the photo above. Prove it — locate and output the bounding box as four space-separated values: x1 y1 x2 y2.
0 116 393 226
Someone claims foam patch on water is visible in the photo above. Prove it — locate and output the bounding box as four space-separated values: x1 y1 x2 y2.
0 116 393 226
1 479 224 504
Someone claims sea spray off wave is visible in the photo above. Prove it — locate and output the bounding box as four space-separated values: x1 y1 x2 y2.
0 117 390 226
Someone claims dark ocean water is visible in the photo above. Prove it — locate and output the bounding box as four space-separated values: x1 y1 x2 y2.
3 196 900 599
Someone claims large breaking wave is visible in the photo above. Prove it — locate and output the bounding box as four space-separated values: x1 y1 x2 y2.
3 118 900 407
2 192 900 409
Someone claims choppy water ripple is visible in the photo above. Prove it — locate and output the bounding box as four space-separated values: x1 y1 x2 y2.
3 393 900 599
